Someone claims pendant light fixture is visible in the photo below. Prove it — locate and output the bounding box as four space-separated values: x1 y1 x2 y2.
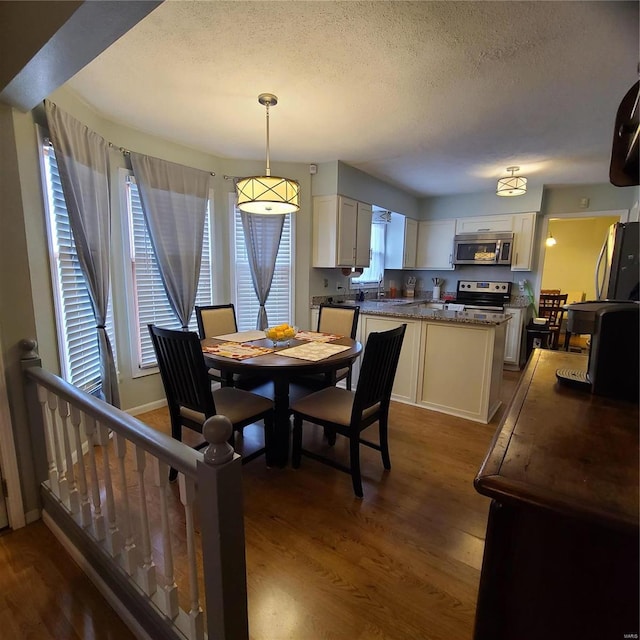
236 93 300 215
496 166 528 197
545 233 557 247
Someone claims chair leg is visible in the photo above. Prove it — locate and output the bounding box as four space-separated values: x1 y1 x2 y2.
169 418 182 482
379 415 391 470
263 412 274 461
292 415 303 468
349 434 363 498
324 427 337 446
346 367 352 391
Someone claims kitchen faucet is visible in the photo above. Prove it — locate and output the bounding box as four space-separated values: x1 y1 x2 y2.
377 275 385 299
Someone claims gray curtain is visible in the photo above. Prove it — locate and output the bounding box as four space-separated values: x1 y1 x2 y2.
130 153 211 329
240 212 285 330
44 100 120 408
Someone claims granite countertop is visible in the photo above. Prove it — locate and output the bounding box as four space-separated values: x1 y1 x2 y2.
312 298 511 326
358 300 512 326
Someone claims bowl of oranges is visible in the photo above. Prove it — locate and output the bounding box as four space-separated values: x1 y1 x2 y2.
265 323 297 346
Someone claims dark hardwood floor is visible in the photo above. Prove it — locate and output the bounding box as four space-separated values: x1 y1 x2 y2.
1 370 521 640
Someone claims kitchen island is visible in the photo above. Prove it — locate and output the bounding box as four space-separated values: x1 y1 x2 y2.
314 299 511 423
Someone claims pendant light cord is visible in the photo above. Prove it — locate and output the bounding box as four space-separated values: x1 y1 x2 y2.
265 100 271 177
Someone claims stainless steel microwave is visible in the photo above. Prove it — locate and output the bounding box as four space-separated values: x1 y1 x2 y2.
453 232 514 265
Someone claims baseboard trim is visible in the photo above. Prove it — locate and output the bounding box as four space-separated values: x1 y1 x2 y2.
126 399 167 416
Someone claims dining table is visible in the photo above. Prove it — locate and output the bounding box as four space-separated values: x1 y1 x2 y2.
201 331 362 467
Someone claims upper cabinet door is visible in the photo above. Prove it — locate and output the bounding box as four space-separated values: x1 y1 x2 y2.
511 213 537 271
384 213 418 269
416 219 457 270
456 215 513 234
312 195 373 268
355 201 372 267
337 196 358 266
404 218 418 268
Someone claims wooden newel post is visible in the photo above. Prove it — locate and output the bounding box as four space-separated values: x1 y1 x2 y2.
198 415 249 640
19 339 49 487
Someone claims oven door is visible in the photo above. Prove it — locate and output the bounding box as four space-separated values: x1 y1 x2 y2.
453 233 513 265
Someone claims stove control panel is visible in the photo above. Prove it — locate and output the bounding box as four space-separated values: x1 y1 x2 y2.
457 280 512 294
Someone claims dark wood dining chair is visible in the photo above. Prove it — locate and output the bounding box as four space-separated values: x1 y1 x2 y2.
290 324 406 497
148 324 274 480
538 293 568 349
195 304 238 386
291 303 360 391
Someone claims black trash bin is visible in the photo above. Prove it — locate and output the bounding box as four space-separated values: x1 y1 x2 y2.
525 321 552 361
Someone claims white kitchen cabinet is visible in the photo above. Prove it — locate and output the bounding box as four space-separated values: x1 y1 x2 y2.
510 212 537 271
358 315 421 404
503 306 524 367
385 213 418 269
455 215 513 234
416 219 456 270
312 195 372 268
417 320 505 423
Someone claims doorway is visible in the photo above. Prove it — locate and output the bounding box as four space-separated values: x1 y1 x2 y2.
537 210 627 302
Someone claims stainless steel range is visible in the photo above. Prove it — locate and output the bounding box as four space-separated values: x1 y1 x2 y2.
452 280 512 311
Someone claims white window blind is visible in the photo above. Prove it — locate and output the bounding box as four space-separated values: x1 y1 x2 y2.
125 176 212 369
41 144 116 394
352 222 386 286
232 206 293 330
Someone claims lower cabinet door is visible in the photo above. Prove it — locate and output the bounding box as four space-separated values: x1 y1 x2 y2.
503 307 524 366
359 315 421 403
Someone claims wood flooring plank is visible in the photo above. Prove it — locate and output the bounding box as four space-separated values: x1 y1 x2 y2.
0 370 521 640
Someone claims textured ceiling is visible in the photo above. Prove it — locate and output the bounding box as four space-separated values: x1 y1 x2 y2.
65 1 639 197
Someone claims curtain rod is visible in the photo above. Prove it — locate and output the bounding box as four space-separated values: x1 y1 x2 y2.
44 103 216 176
108 143 216 176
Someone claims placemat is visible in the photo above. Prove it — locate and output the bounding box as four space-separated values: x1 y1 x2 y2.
203 342 274 360
294 330 342 343
212 330 266 342
277 342 350 362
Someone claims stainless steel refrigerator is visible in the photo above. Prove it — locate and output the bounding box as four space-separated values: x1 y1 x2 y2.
595 221 639 300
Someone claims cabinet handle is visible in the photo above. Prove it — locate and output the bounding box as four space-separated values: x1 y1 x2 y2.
449 253 452 265
478 227 490 232
515 252 519 264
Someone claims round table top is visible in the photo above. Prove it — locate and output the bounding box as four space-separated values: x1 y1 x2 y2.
201 335 362 375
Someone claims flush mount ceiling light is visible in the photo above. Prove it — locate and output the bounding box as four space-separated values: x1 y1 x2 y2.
496 166 528 197
236 93 300 215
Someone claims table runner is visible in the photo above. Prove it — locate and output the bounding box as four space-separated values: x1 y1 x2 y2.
276 342 350 362
203 342 274 360
294 330 342 343
212 330 267 342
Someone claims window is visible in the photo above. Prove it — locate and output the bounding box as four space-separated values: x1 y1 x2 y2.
124 174 213 371
230 201 294 330
41 143 116 393
351 222 386 287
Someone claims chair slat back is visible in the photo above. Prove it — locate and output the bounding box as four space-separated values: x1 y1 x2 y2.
148 325 216 416
352 324 406 420
539 293 568 328
195 304 238 339
318 304 360 338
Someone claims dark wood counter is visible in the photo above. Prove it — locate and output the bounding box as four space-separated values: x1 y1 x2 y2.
473 349 639 640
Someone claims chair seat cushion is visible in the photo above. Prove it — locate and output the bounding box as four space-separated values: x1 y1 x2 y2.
290 386 379 427
180 386 272 426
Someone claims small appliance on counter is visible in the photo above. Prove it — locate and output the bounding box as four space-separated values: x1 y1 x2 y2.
556 300 639 402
